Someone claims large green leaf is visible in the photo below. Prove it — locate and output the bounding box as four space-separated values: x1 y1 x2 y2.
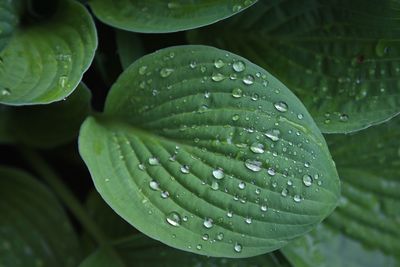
0 166 82 267
80 235 290 267
116 30 145 70
88 0 258 33
0 0 97 106
0 0 20 52
79 45 340 257
188 0 400 134
281 117 400 266
0 83 91 148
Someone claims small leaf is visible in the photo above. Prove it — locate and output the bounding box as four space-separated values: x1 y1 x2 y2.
0 166 82 267
188 0 400 134
88 0 258 33
281 117 400 266
0 83 91 148
116 30 145 70
79 45 340 257
0 0 97 105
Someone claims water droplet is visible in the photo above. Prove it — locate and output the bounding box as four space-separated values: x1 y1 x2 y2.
167 2 181 8
260 204 268 212
245 217 252 224
243 75 255 85
265 129 280 142
148 157 160 166
1 88 11 96
238 181 246 190
214 59 225 68
160 68 174 78
281 188 288 197
217 232 224 240
232 114 240 121
161 191 170 199
189 61 197 69
149 180 160 190
293 195 301 203
250 142 265 154
180 165 190 174
202 234 209 241
212 168 224 180
303 175 312 187
267 167 276 176
234 243 242 253
166 212 181 226
233 61 245 72
274 101 288 112
339 113 349 122
139 66 147 75
138 164 146 171
245 159 262 172
211 181 219 190
58 76 68 88
297 113 304 120
212 73 226 82
232 88 243 98
203 218 214 229
227 211 233 218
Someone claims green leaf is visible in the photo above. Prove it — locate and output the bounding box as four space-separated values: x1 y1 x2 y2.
0 0 20 52
0 83 91 148
0 166 82 267
0 0 97 106
79 45 340 257
81 234 290 267
116 30 145 70
281 117 400 266
88 0 258 33
188 0 400 134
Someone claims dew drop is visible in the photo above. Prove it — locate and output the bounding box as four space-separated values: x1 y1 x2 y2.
160 68 174 78
250 142 265 154
148 157 160 166
232 114 240 121
245 217 252 224
139 66 147 75
265 129 280 142
227 211 233 218
232 61 245 72
260 204 268 212
339 113 349 122
161 191 170 199
243 75 255 85
1 88 11 96
212 168 224 179
281 188 288 197
166 212 181 226
214 59 225 68
211 181 219 190
203 218 214 229
217 232 224 241
302 175 312 187
238 181 246 190
202 234 209 241
293 195 301 203
58 76 68 88
149 180 160 190
180 165 190 174
274 101 288 112
245 159 262 172
234 243 242 253
232 88 243 98
297 113 304 120
212 73 226 82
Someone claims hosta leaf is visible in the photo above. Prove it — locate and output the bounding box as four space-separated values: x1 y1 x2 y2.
0 0 97 106
0 166 82 267
79 45 340 257
81 234 289 267
0 0 20 52
0 83 91 148
88 0 258 33
188 0 400 134
116 30 145 70
281 117 400 266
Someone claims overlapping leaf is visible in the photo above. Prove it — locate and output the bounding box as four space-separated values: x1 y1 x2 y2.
0 166 82 267
281 117 400 266
89 0 257 33
188 0 400 133
0 83 91 148
0 0 20 52
0 0 97 105
79 45 340 257
116 30 144 70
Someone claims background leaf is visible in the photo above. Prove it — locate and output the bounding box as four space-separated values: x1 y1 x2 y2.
281 117 400 266
89 0 257 33
188 0 400 134
0 166 82 267
116 30 145 70
0 83 91 148
0 0 20 52
79 45 340 257
0 0 97 105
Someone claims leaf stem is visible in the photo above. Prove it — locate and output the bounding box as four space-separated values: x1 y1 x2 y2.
19 147 108 245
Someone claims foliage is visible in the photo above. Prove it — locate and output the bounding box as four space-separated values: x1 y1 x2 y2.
0 0 399 266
